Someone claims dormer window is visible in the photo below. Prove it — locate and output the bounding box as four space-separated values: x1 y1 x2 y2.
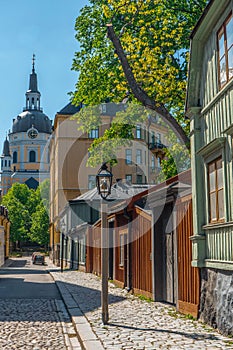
217 12 233 88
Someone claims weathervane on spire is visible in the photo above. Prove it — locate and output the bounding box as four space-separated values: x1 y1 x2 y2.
32 54 35 73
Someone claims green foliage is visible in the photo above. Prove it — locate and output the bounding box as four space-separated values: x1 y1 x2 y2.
37 179 50 212
2 182 49 246
71 0 207 124
29 203 49 246
71 0 207 173
74 103 158 166
158 133 191 181
2 183 36 242
71 105 102 133
137 294 153 303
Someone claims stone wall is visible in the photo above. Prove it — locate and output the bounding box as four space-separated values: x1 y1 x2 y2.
199 268 233 336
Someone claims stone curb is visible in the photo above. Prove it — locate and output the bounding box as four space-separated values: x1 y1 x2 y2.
47 267 105 350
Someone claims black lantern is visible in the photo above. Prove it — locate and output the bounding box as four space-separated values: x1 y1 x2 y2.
96 163 113 200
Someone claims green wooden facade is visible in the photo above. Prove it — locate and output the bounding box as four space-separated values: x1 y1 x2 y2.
187 0 233 270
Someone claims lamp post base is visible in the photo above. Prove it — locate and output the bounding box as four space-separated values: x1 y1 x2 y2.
102 312 109 325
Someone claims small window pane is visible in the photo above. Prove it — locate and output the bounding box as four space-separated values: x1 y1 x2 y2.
29 150 36 162
13 151 17 163
228 46 233 79
88 129 99 138
209 171 216 191
217 165 223 189
209 163 215 173
210 192 217 221
216 158 222 169
226 17 233 49
218 189 224 219
136 125 141 139
151 156 155 170
126 174 132 183
219 57 227 86
156 133 161 143
136 149 142 164
218 32 225 58
218 14 233 88
137 175 143 184
125 149 132 165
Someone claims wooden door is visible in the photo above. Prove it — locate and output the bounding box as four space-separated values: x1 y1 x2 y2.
162 204 177 305
163 226 175 304
176 197 200 317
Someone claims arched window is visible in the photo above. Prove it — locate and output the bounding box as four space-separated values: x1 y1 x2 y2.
8 160 11 167
13 151 17 164
29 150 36 163
5 160 7 167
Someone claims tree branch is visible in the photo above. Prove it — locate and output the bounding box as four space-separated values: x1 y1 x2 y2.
106 24 190 146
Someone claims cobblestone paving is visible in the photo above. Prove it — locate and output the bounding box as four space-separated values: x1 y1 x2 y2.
0 298 74 350
51 270 233 350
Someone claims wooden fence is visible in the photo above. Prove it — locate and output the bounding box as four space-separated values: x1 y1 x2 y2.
176 195 200 317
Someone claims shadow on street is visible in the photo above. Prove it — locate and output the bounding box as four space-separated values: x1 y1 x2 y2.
54 279 126 314
108 322 221 341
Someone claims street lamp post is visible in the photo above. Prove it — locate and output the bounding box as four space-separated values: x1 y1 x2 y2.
96 163 113 325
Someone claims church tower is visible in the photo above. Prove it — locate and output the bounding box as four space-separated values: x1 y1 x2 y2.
1 55 52 194
0 137 12 195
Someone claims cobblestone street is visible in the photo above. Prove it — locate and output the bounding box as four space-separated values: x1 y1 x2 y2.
50 269 233 350
0 258 81 350
0 299 71 350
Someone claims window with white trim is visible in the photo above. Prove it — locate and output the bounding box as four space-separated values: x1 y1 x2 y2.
125 174 132 183
136 124 142 139
207 157 224 223
136 149 142 164
217 12 233 88
125 149 132 165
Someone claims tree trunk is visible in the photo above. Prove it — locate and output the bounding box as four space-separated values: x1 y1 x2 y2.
106 24 190 147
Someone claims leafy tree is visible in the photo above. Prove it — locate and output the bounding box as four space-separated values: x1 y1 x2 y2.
71 0 207 145
37 179 50 212
2 182 50 248
74 102 148 166
157 133 191 181
2 184 33 244
29 203 49 247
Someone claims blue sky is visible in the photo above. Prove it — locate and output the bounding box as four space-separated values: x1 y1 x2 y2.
0 0 89 143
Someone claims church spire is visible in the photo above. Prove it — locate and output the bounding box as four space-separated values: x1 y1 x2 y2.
25 54 42 111
29 54 38 92
32 53 35 73
2 136 11 157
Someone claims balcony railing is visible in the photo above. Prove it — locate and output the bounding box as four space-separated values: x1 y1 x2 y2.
149 141 166 150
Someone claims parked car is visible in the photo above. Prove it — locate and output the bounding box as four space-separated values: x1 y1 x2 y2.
32 252 45 265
